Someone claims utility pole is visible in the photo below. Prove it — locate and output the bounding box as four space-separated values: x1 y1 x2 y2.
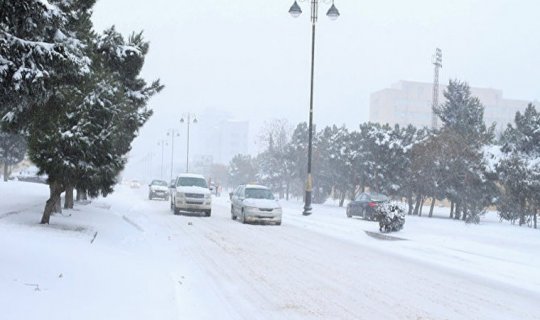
157 139 167 180
180 113 197 173
431 48 443 129
167 129 180 181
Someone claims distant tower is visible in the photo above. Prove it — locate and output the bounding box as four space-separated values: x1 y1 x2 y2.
431 48 443 129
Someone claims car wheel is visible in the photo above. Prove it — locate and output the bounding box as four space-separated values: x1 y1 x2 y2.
346 209 352 218
206 210 211 217
174 206 181 215
231 206 237 220
148 193 152 200
240 209 247 224
362 208 367 220
276 220 282 226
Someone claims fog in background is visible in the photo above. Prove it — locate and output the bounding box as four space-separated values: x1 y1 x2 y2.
91 0 540 180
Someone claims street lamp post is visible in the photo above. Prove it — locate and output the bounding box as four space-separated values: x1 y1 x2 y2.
289 0 340 216
157 139 168 179
167 129 180 181
180 113 198 173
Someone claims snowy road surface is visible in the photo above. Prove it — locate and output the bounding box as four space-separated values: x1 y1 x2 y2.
1 183 539 320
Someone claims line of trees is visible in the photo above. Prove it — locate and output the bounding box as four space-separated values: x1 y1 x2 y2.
229 80 539 227
1 1 163 223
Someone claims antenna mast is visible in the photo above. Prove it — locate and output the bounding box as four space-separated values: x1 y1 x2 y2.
431 48 443 129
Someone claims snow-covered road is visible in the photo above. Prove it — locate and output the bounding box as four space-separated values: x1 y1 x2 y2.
1 183 539 320
118 187 539 320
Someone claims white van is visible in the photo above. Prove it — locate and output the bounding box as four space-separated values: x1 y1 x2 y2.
171 174 212 216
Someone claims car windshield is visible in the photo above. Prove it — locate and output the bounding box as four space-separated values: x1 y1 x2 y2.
245 188 274 200
151 180 167 186
177 177 208 188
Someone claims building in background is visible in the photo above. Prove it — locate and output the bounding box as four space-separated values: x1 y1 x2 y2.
193 108 249 166
370 80 533 132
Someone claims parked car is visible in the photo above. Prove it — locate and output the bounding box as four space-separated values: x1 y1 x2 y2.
170 174 212 216
346 192 389 220
230 184 282 225
148 179 169 200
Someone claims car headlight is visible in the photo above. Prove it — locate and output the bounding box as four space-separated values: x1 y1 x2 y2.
176 192 185 198
205 194 211 199
244 206 258 211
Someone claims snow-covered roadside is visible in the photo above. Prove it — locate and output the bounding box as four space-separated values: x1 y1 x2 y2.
0 181 48 215
268 198 540 295
0 182 179 320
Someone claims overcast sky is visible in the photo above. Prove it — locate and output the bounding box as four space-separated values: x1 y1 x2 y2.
91 0 540 174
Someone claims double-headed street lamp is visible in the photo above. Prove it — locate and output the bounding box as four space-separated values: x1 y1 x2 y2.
289 0 340 216
180 113 198 173
166 129 180 181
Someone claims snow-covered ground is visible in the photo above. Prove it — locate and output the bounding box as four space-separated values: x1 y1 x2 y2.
1 181 539 320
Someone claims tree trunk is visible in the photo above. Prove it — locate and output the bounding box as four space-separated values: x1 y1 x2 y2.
534 210 537 229
454 202 461 220
413 195 422 216
419 196 426 217
339 191 346 207
407 195 414 215
450 201 454 219
3 162 8 182
429 197 436 217
462 203 468 221
64 185 74 209
285 180 290 201
41 182 63 224
54 192 62 214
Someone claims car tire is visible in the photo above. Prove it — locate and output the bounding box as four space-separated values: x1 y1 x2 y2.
206 210 211 217
276 220 282 226
346 209 352 218
174 206 181 215
241 209 247 224
149 194 153 200
231 206 237 220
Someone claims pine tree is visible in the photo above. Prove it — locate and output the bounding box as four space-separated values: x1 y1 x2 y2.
434 80 496 223
0 0 91 130
497 104 540 228
27 20 163 223
228 154 258 187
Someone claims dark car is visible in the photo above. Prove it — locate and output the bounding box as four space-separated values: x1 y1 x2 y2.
346 192 389 220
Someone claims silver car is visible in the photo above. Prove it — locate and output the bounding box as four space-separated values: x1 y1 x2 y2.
230 185 282 225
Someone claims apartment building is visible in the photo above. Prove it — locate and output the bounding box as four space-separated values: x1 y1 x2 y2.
370 80 532 132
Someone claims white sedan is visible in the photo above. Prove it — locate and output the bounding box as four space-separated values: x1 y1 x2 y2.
230 185 282 225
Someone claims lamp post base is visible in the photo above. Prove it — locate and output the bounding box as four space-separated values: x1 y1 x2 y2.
303 190 312 216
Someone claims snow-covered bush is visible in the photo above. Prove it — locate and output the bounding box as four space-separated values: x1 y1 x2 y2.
375 201 406 233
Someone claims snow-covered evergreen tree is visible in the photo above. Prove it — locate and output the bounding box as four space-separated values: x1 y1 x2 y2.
497 104 540 228
228 154 258 187
0 0 91 129
433 80 496 223
27 18 162 223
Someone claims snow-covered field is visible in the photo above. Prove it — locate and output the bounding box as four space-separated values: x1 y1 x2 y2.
1 181 539 320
